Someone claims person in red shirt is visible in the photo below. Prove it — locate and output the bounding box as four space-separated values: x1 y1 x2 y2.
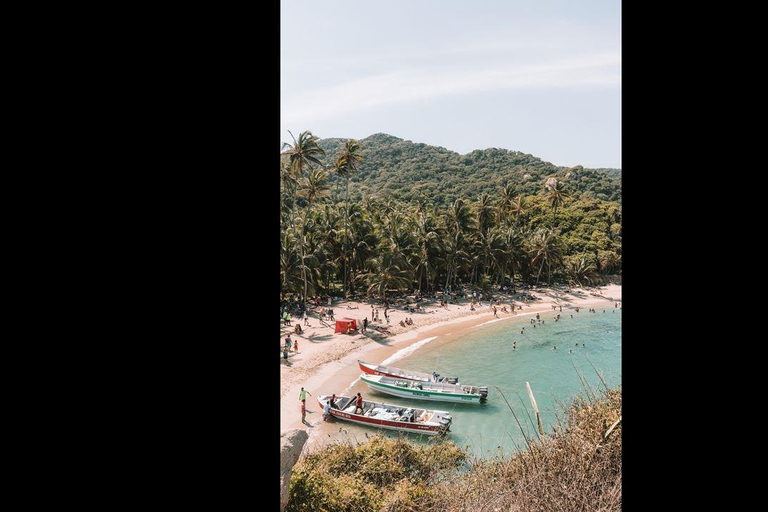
353 392 364 414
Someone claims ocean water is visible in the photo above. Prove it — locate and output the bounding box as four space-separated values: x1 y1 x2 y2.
352 307 621 458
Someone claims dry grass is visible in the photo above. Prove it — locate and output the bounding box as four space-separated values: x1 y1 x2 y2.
287 387 621 512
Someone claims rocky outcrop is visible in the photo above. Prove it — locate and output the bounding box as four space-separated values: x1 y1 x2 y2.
280 429 308 512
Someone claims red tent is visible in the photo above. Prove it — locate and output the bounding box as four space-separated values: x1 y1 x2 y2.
335 317 357 334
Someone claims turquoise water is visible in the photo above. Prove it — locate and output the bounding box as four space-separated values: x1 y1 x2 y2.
364 308 621 458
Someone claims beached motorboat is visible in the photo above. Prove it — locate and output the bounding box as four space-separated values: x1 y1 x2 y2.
317 394 452 436
358 360 459 384
360 373 488 403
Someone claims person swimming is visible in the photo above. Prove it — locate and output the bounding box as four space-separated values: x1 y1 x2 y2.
552 346 557 350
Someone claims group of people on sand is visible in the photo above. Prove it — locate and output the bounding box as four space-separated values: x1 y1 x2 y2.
282 334 300 364
399 317 414 327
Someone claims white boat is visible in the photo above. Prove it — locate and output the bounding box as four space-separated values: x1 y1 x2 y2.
358 360 459 384
360 373 488 403
317 394 452 436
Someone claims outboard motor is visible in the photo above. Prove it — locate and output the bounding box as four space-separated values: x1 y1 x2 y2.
479 386 489 401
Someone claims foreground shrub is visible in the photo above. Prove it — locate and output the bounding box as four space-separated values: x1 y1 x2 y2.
288 387 621 511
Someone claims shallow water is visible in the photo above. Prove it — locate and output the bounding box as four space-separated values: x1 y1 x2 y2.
340 307 621 458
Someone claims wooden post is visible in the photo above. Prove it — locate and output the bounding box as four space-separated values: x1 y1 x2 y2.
526 381 545 436
603 416 622 441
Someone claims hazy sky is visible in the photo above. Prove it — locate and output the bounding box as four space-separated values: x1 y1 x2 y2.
281 0 621 168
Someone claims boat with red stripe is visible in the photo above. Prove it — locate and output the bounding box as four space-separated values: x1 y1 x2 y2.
318 394 452 436
358 360 459 384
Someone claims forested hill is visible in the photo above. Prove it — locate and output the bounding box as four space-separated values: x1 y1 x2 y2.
316 133 621 206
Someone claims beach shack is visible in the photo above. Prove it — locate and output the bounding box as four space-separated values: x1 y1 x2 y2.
335 317 357 334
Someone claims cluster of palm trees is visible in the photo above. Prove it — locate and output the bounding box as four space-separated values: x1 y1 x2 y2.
281 130 613 305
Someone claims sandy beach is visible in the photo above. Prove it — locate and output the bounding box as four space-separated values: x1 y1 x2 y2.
280 284 621 452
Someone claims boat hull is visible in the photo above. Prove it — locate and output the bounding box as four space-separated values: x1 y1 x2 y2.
361 375 483 403
318 395 450 436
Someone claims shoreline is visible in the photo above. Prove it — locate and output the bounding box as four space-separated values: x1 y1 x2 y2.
280 284 622 453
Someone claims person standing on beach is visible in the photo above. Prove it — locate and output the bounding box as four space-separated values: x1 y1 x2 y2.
301 400 306 422
362 317 368 333
282 347 289 363
299 387 312 404
293 339 299 352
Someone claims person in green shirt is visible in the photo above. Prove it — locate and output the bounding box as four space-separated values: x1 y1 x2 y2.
299 387 311 403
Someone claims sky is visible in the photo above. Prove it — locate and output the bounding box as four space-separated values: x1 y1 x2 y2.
281 0 621 169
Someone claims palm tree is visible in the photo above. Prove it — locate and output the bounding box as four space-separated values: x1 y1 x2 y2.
498 184 516 223
347 205 378 296
444 199 472 291
280 232 302 293
473 194 497 279
364 253 411 301
281 130 326 181
544 177 570 229
413 210 441 293
281 130 326 306
529 228 564 286
565 255 597 287
332 139 363 297
301 167 331 206
497 222 524 290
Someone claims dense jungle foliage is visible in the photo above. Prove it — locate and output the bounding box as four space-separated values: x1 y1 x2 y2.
281 131 621 301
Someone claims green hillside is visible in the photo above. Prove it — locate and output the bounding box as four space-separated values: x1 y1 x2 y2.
316 133 621 206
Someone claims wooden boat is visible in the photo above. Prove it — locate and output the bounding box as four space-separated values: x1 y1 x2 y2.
358 360 459 384
317 394 452 436
360 373 488 403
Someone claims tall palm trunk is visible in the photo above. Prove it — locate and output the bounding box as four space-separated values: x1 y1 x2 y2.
536 257 545 286
343 177 349 296
291 192 308 307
